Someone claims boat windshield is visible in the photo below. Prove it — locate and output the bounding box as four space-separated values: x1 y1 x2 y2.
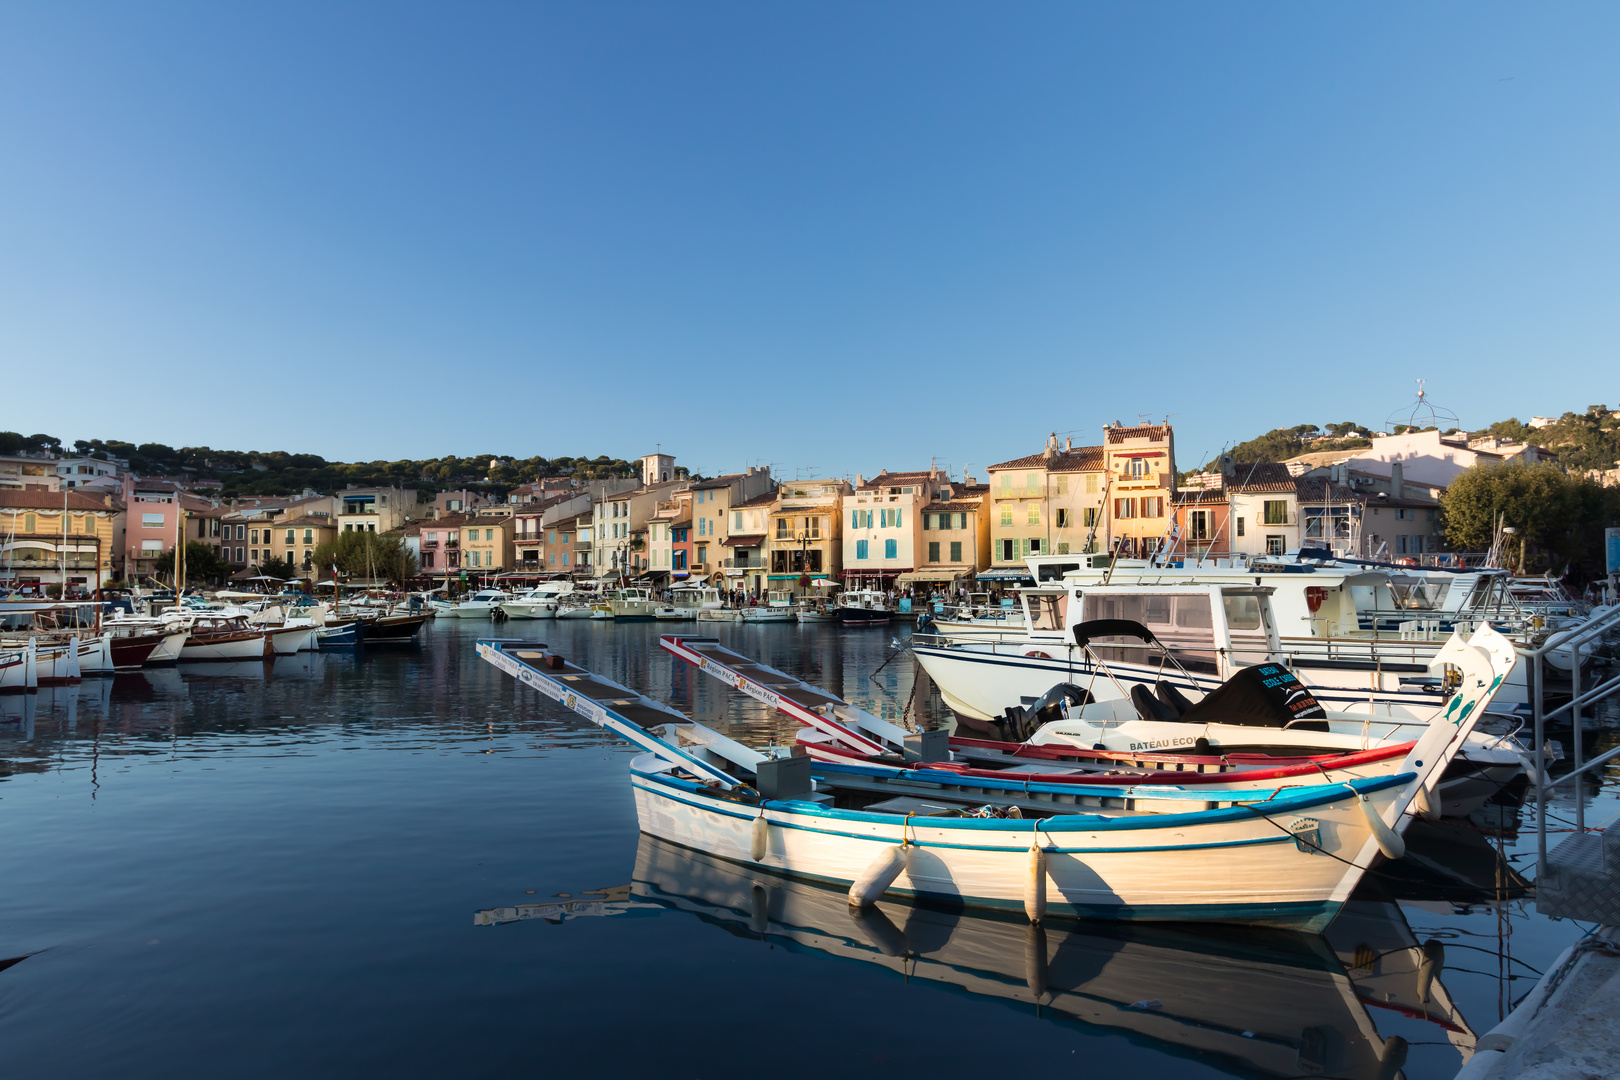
1081 592 1218 673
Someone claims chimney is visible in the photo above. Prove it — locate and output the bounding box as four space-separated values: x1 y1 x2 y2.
856 474 865 487
1064 436 1073 452
1389 461 1404 500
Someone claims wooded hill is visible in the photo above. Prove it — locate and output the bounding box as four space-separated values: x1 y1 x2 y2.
0 431 639 498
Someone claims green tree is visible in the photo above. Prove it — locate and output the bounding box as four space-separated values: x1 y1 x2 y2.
260 555 300 581
154 541 234 585
1441 461 1620 575
312 530 418 584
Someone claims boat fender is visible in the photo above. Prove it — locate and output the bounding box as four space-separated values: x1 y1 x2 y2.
1374 1035 1408 1080
848 845 908 907
1025 829 1048 924
750 883 769 935
1194 737 1211 754
751 814 769 862
1024 922 1049 1001
847 904 908 957
1359 796 1406 860
1416 939 1444 1003
1410 782 1439 821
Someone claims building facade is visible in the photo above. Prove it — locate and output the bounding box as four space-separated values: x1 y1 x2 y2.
0 490 123 591
764 479 850 596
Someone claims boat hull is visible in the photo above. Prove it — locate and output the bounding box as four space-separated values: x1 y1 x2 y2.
179 632 273 662
267 626 319 655
630 759 1401 932
839 608 891 625
365 614 427 642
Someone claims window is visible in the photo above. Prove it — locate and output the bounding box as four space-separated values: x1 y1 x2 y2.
304 529 314 543
1086 474 1098 494
236 525 246 540
883 539 897 559
235 546 245 561
303 550 313 569
1000 507 1013 527
1056 508 1070 528
1027 505 1039 526
1000 538 1016 561
1236 517 1245 537
856 540 869 560
1188 511 1210 541
1114 498 1135 519
928 541 940 563
1083 508 1099 527
142 513 164 527
1055 475 1067 494
1397 534 1408 555
949 540 962 562
1140 497 1164 518
250 528 260 544
141 539 163 554
485 529 494 541
955 513 967 530
1266 535 1285 556
285 529 295 544
733 511 742 530
922 514 932 531
562 553 570 567
999 474 1011 490
1263 501 1289 526
24 514 36 532
470 551 481 568
1029 538 1043 554
1025 473 1039 493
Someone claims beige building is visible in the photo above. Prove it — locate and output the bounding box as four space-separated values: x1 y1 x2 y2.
683 468 776 590
841 469 952 588
910 479 993 590
0 489 124 591
765 479 850 596
985 438 1107 581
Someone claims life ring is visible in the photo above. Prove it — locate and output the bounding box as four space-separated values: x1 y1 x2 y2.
1024 650 1054 660
1398 558 1417 567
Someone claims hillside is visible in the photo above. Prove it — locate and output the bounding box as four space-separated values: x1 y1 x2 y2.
0 431 639 497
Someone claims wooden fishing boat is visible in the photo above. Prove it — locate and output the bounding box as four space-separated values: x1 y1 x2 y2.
477 624 1514 930
176 615 274 661
659 633 1509 818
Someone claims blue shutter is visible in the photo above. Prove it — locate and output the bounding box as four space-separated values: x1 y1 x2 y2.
884 539 897 559
895 509 902 528
856 540 868 560
851 509 857 528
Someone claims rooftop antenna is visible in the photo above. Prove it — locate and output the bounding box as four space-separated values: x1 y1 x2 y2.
1384 379 1460 435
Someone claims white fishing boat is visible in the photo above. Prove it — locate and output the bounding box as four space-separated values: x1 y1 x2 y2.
444 589 512 618
499 582 574 620
104 615 189 664
477 623 1514 931
607 587 658 621
0 638 38 691
172 614 274 661
837 587 891 626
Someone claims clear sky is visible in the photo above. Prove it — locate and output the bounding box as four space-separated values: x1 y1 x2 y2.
3 3 1616 480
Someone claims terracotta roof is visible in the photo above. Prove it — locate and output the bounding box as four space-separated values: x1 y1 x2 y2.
987 446 1104 472
689 473 746 490
0 490 121 511
736 491 778 508
856 470 937 490
1176 488 1232 506
130 479 179 492
1105 424 1172 444
280 514 338 528
1225 463 1298 493
924 500 982 513
463 515 511 527
1294 479 1361 503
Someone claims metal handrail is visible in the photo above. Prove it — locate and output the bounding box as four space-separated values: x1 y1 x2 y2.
1528 603 1620 875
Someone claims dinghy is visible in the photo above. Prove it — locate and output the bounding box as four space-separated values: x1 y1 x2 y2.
477 623 1515 930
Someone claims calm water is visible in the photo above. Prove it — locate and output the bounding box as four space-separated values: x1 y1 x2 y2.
2 618 1615 1079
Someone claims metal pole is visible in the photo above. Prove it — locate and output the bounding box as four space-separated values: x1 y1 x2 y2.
1534 648 1546 877
1572 645 1584 833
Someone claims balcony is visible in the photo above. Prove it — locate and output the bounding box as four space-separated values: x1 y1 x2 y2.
1261 514 1299 528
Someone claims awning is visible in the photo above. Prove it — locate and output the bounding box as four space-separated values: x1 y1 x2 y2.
976 567 1033 582
838 568 909 579
636 570 669 581
896 569 969 585
767 573 831 581
720 535 765 547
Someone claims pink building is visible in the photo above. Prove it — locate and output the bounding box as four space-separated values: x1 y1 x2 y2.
123 478 183 580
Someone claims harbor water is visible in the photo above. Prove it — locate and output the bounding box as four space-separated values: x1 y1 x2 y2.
2 618 1617 1079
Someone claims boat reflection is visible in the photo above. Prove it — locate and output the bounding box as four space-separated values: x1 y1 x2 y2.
478 835 1480 1079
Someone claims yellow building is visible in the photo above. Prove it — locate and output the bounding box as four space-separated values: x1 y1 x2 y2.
1103 423 1177 558
0 490 123 591
985 437 1107 575
460 515 514 575
765 479 850 595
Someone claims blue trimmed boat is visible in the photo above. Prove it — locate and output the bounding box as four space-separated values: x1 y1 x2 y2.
476 624 1513 931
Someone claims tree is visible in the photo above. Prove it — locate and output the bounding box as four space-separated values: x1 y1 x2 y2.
312 530 418 584
1441 461 1620 576
154 541 233 585
260 555 299 581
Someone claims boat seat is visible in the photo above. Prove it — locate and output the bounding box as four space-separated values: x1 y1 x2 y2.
1131 683 1182 723
1155 680 1196 717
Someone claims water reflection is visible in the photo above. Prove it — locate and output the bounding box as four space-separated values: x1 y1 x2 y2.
481 835 1477 1080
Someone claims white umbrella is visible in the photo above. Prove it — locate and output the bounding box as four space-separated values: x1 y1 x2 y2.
812 579 841 588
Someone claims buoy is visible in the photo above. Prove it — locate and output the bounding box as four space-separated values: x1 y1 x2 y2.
848 844 908 907
1359 796 1406 860
1374 1035 1408 1080
1416 939 1444 1003
750 814 768 861
1025 836 1048 923
1024 922 1049 1000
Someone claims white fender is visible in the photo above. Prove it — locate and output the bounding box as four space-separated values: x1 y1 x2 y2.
848 844 907 907
750 814 768 862
1360 795 1406 860
67 635 81 679
1025 838 1048 923
24 637 37 689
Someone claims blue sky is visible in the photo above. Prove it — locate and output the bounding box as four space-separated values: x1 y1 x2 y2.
2 3 1616 480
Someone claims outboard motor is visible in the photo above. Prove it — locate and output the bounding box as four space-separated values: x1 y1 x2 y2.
998 683 1090 742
